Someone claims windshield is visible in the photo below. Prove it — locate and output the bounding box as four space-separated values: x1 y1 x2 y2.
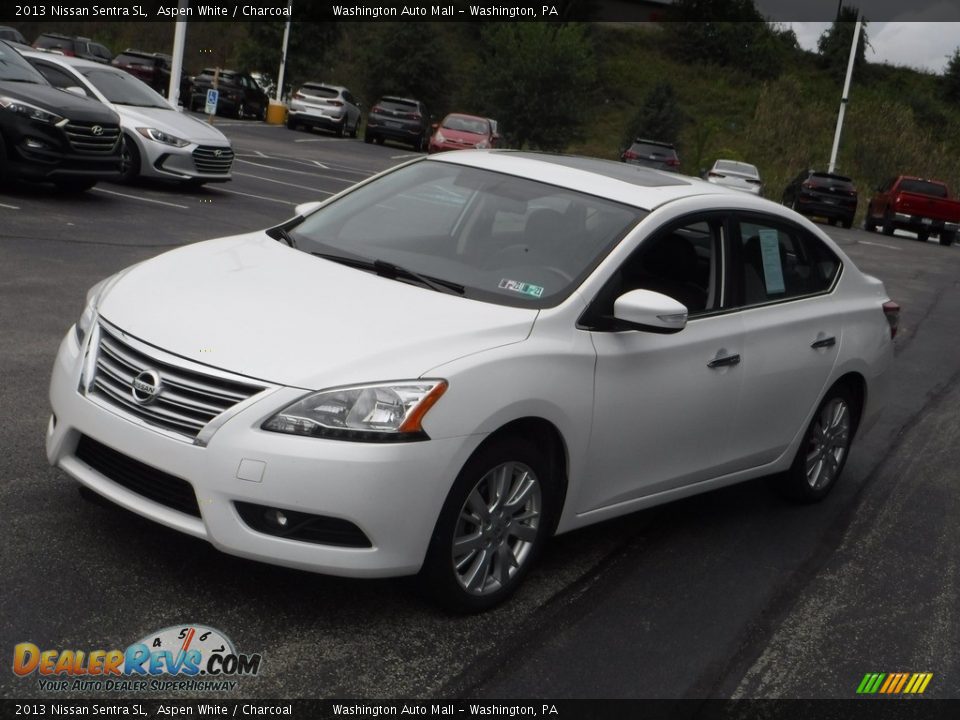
81 68 169 107
715 160 758 177
0 42 49 84
286 160 643 308
442 115 490 135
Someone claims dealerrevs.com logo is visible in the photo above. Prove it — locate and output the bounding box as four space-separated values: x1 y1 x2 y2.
13 625 263 693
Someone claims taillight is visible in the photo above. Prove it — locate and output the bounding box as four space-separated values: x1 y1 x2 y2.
622 150 637 160
882 301 900 339
666 157 680 167
746 179 762 185
293 92 304 100
708 171 724 178
371 105 383 114
801 180 815 189
410 113 422 121
328 100 343 107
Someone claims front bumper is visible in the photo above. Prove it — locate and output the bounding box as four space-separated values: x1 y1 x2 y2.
46 326 483 578
138 137 233 183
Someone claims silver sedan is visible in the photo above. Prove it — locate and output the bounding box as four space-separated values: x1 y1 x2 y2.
23 51 233 185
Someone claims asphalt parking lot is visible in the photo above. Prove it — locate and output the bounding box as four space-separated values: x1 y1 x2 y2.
2 117 960 700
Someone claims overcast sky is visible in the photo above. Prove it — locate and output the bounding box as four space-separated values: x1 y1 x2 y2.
787 22 960 75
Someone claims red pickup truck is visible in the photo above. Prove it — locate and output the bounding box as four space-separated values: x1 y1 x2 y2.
865 176 960 246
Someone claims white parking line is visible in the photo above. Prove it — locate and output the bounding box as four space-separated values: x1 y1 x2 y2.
215 187 296 205
857 240 903 251
233 172 335 194
293 137 340 143
92 187 189 209
235 159 357 183
0 201 20 210
390 153 421 160
234 152 371 176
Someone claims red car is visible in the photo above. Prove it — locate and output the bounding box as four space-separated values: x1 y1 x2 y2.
427 113 499 153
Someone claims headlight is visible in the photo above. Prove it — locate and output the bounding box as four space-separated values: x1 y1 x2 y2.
434 130 446 143
262 380 447 442
0 96 64 125
74 277 111 347
136 127 190 147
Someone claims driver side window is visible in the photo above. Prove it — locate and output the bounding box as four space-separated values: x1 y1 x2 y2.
583 216 722 329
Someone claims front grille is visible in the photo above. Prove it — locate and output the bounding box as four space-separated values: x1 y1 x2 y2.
75 435 201 517
192 145 234 174
63 122 121 154
89 327 265 440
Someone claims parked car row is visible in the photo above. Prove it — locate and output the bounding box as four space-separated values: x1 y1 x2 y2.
0 40 235 193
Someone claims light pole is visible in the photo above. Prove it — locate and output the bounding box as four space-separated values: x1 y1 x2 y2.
828 12 862 174
166 0 188 108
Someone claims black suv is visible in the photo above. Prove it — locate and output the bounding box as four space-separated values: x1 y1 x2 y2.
365 96 430 150
782 170 858 228
112 50 192 104
33 34 113 64
620 138 681 172
189 68 268 120
0 41 122 192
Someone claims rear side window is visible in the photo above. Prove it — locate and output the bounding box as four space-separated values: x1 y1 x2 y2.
810 173 854 190
380 98 417 111
630 142 677 159
737 218 840 306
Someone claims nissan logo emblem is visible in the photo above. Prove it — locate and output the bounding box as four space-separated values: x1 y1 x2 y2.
90 125 104 136
131 369 162 404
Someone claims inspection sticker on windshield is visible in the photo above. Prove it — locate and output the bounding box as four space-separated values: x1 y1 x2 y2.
499 279 544 298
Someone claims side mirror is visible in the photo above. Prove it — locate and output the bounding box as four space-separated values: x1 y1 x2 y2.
613 289 688 334
64 86 87 97
294 200 323 217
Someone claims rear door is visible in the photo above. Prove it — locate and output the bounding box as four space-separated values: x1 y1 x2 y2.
729 213 844 468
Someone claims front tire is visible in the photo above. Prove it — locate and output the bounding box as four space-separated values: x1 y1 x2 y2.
119 137 140 183
882 211 895 236
775 385 857 503
941 230 956 246
420 437 556 613
865 214 877 232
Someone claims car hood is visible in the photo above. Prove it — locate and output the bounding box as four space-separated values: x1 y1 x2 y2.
0 81 119 123
96 233 537 389
112 104 228 143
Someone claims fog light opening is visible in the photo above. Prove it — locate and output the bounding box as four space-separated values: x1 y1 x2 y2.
266 508 288 528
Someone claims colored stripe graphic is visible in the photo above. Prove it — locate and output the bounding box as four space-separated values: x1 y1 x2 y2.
857 672 932 695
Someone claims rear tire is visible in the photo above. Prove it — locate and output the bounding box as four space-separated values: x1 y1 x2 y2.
419 436 557 613
865 215 877 232
350 117 359 138
917 231 930 243
235 102 246 120
841 216 853 229
364 131 373 144
882 212 895 236
941 231 956 246
774 385 858 503
286 115 297 130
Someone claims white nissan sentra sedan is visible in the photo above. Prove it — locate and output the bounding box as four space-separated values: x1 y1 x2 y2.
47 152 897 611
22 51 233 185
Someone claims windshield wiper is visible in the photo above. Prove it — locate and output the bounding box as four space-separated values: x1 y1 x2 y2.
311 252 464 296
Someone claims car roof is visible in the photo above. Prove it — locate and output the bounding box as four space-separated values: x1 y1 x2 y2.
632 138 676 149
427 151 746 211
302 82 346 90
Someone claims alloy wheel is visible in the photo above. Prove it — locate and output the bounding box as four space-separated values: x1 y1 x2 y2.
804 397 851 490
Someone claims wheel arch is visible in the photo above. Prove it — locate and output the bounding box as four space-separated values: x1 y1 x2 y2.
464 416 569 535
829 371 867 438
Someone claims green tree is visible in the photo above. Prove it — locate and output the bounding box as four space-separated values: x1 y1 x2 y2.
944 48 960 104
473 23 597 150
622 82 684 147
662 0 791 79
817 6 870 77
353 23 451 115
236 22 338 94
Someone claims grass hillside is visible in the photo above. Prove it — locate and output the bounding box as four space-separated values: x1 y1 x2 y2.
569 24 960 220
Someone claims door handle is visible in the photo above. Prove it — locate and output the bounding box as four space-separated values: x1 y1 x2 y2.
707 353 741 369
811 336 836 349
